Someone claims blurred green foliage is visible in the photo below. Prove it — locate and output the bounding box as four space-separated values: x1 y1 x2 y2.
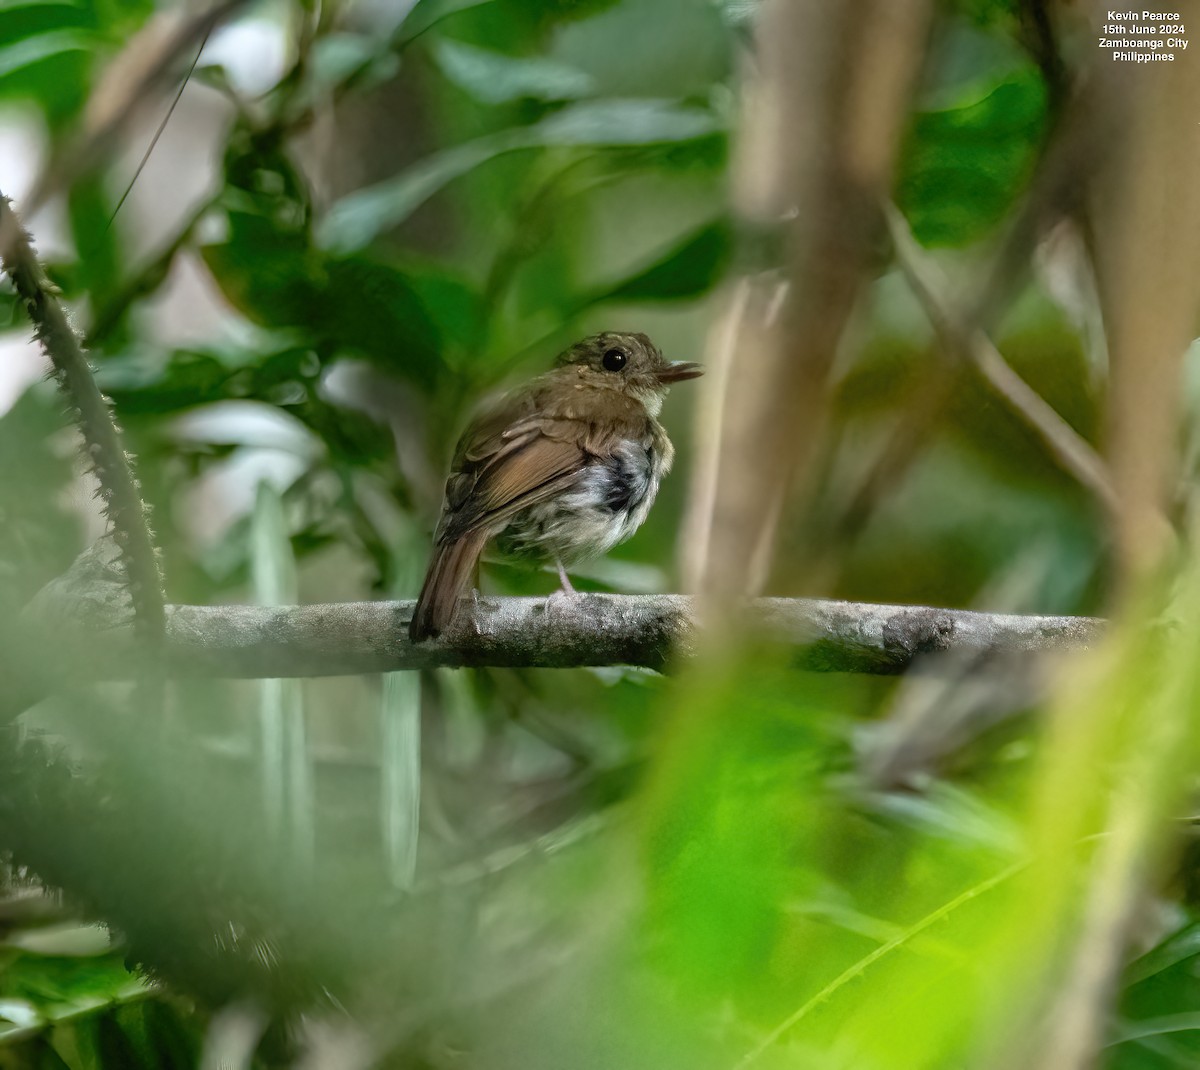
2 0 1198 1068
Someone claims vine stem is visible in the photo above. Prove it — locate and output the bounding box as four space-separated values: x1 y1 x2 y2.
0 194 164 641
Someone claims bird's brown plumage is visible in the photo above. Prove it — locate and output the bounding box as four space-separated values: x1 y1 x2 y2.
409 332 701 641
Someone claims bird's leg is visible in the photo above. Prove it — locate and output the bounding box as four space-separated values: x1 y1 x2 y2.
546 558 580 618
466 586 483 636
555 558 577 596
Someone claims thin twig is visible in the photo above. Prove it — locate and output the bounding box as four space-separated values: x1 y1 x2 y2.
734 861 1026 1069
24 0 249 216
811 73 1118 565
107 25 215 229
884 201 1121 519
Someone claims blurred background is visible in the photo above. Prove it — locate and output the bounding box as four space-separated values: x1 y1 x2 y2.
2 0 1200 1067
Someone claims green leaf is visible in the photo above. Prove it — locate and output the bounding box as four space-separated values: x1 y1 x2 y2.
0 281 21 329
404 268 485 360
108 1004 158 1070
532 98 721 145
6 924 111 957
550 0 730 100
99 343 319 415
1125 923 1200 987
736 862 1022 1065
250 480 298 607
381 665 421 881
0 384 81 606
918 16 1031 110
324 256 444 381
395 0 500 44
5 949 149 1011
309 32 389 89
1111 1013 1200 1045
0 4 149 122
896 68 1047 247
0 29 91 82
320 99 723 252
282 33 400 117
589 219 732 303
98 349 242 413
49 1018 100 1070
380 522 427 891
318 137 505 254
95 1014 145 1070
952 0 1020 28
200 211 444 386
0 997 42 1033
137 1001 199 1069
381 666 421 890
200 211 312 322
67 177 121 314
251 481 313 869
432 37 595 103
713 0 760 30
0 5 89 50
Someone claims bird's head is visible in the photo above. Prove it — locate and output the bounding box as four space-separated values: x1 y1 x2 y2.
553 332 703 414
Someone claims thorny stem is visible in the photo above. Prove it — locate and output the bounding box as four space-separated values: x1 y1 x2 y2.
0 195 165 642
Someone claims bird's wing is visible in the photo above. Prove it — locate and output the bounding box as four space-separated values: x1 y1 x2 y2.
435 419 588 544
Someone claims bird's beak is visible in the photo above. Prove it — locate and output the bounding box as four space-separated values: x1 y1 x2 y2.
655 361 704 384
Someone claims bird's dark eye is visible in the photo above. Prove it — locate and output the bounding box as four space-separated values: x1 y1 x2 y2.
601 347 628 372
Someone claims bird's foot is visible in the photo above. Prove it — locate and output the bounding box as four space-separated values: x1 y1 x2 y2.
545 560 581 618
544 588 581 627
546 586 579 609
462 588 484 637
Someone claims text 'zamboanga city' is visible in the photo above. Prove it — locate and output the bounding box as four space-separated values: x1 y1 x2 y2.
1100 10 1188 60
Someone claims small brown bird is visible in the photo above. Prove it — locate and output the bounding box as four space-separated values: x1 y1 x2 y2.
409 331 702 641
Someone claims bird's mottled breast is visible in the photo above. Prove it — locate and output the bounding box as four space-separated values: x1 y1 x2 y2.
495 418 672 565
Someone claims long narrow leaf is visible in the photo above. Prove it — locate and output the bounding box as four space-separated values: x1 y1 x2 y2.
250 481 312 868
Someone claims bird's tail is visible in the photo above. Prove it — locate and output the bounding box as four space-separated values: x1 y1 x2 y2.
409 529 488 642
